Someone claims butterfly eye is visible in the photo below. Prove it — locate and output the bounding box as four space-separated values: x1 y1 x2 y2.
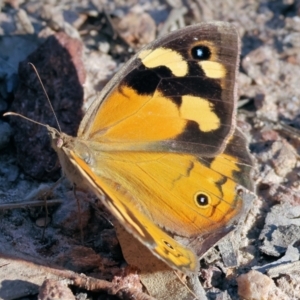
191 45 211 60
56 138 63 148
194 192 210 207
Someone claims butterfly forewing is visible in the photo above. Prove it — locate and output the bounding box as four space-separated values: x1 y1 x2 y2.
78 22 240 157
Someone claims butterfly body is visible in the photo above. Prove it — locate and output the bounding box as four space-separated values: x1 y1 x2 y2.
48 22 254 273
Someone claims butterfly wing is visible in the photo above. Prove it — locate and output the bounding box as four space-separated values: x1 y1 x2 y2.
68 128 253 273
69 149 199 272
78 22 240 157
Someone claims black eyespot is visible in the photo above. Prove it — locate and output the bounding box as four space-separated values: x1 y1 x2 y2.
163 240 174 250
195 192 209 206
191 45 211 60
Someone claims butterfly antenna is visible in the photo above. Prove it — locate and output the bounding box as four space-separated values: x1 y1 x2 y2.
29 63 62 133
3 112 49 128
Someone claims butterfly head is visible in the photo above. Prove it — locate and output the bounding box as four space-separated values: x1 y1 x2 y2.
46 125 64 151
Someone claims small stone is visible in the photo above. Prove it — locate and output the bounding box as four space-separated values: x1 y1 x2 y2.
237 270 289 300
270 140 297 178
15 9 34 34
11 32 86 180
277 273 300 298
259 202 300 258
116 12 156 48
36 216 51 227
38 279 75 300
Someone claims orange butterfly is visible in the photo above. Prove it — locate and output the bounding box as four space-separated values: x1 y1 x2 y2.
8 22 254 273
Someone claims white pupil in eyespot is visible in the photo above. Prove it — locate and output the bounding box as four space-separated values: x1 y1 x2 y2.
196 48 203 57
199 196 206 203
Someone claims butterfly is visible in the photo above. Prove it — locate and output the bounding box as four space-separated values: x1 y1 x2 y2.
16 21 254 273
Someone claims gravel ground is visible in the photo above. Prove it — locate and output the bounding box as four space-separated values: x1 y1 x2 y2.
1 0 300 299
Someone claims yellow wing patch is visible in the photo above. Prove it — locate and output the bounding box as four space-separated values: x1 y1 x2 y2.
139 48 188 77
200 61 226 79
180 95 220 132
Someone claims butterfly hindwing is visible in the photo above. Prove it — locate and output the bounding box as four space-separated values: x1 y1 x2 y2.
66 128 253 273
69 150 198 272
